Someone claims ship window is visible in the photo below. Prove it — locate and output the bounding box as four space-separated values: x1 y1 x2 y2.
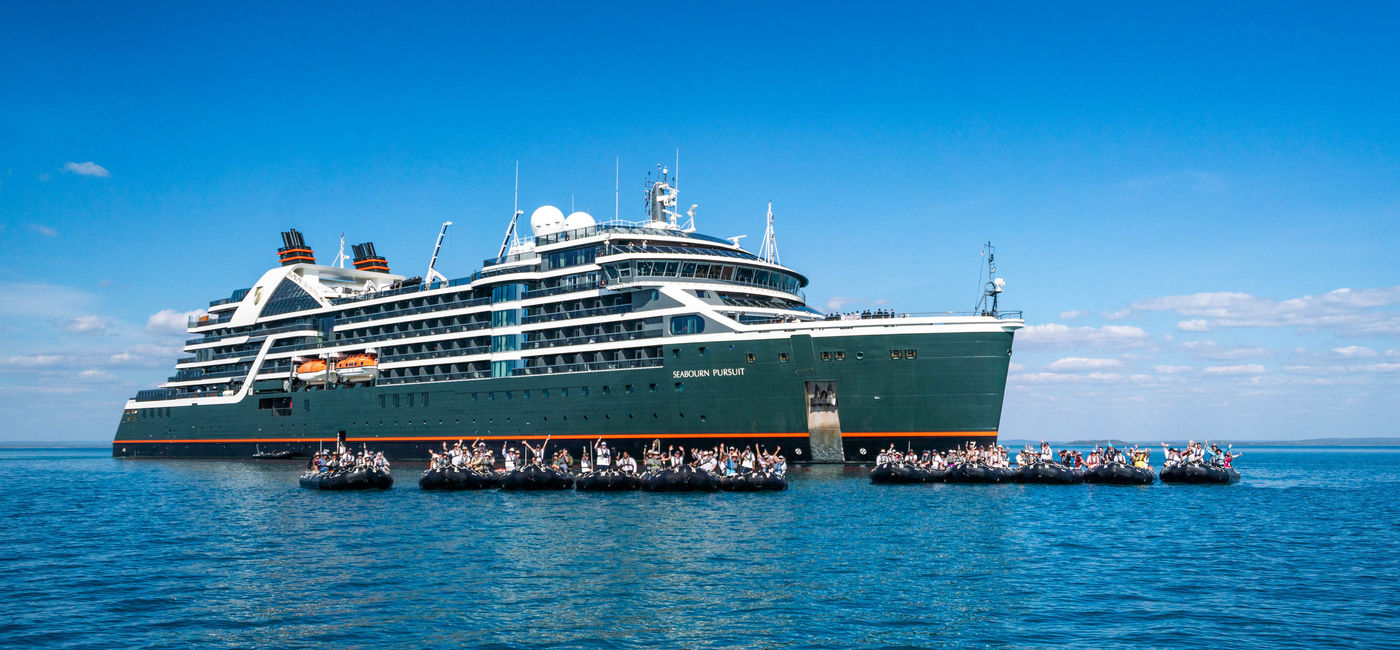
672 348 680 358
304 399 311 412
472 393 478 401
625 385 633 394
542 389 549 398
561 388 569 397
856 352 864 360
906 349 917 359
891 350 902 360
581 387 590 396
698 346 707 356
670 315 704 335
602 385 610 395
700 415 707 422
746 353 755 363
489 392 496 400
821 351 831 362
407 393 415 407
422 392 429 406
675 382 684 392
506 391 513 400
649 383 656 392
393 394 401 408
779 353 789 362
379 395 386 408
836 351 846 361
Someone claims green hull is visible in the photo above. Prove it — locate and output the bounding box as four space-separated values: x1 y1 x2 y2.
114 330 1013 463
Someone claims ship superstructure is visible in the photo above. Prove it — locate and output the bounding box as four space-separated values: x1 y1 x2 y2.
114 168 1023 462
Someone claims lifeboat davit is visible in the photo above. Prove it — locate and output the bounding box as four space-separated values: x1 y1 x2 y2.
296 358 330 384
335 353 379 384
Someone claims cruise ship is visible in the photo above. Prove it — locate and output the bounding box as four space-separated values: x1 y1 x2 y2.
113 168 1023 462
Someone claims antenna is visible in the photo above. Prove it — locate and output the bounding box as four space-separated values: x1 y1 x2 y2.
333 232 348 268
975 241 1004 316
759 201 779 264
497 164 525 261
615 157 619 221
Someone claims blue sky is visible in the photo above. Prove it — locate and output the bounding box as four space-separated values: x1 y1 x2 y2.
2 1 1397 441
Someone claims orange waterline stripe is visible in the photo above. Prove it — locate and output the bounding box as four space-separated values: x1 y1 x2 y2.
113 431 997 445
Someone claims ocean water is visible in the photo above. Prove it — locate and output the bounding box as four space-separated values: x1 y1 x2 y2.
1 448 1398 648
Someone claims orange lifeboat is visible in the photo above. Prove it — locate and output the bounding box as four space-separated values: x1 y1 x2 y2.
296 358 329 384
334 353 379 383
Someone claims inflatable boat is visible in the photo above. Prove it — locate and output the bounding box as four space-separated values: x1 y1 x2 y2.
1160 463 1240 485
1082 462 1155 485
298 468 393 490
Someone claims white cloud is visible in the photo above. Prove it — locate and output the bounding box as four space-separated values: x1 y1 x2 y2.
1008 362 1025 372
62 161 110 178
64 315 109 334
1046 357 1123 371
1180 340 1272 360
824 296 887 312
145 309 202 336
3 355 65 367
1058 310 1082 320
1017 323 1151 350
1133 285 1400 337
1177 319 1210 332
1012 371 1125 383
107 343 180 367
1202 364 1266 375
1155 365 1194 374
1388 349 1400 359
1102 308 1132 320
1333 345 1376 358
27 224 58 237
0 282 99 319
77 369 117 381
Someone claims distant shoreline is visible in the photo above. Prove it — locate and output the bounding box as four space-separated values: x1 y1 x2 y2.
1002 437 1400 447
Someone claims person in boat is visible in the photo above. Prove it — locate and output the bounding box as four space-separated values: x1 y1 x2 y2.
723 450 740 476
502 444 518 472
669 446 684 468
772 455 787 476
579 447 592 474
374 452 390 471
521 439 549 466
617 452 637 474
1131 447 1150 469
700 450 719 473
594 439 612 471
740 447 756 474
1221 448 1241 468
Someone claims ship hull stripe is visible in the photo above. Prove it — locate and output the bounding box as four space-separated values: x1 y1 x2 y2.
114 431 997 445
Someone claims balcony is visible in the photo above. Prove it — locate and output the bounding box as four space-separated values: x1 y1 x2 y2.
378 370 491 386
382 346 490 363
521 329 661 350
521 304 632 325
512 357 663 376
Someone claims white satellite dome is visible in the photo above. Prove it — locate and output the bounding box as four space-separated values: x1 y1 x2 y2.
529 205 566 236
563 211 596 231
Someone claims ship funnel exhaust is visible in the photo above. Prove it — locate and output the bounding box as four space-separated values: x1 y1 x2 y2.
352 241 390 273
278 229 316 266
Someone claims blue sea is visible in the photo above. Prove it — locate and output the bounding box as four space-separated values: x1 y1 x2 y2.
1 447 1398 648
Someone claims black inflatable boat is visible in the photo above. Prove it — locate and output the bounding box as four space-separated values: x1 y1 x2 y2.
298 468 393 490
719 471 788 491
419 466 500 490
1082 462 1155 485
575 469 642 491
640 465 721 492
1012 463 1083 485
500 464 576 490
1160 462 1240 485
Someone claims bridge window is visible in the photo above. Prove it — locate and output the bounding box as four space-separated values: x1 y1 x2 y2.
670 315 705 335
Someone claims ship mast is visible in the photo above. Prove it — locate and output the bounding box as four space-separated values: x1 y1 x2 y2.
759 201 779 264
976 241 1005 317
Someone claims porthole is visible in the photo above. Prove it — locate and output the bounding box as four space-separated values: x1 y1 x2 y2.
856 352 864 360
859 447 868 455
795 448 803 456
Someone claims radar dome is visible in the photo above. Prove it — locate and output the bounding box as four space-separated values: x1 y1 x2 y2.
563 211 596 231
529 205 566 236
